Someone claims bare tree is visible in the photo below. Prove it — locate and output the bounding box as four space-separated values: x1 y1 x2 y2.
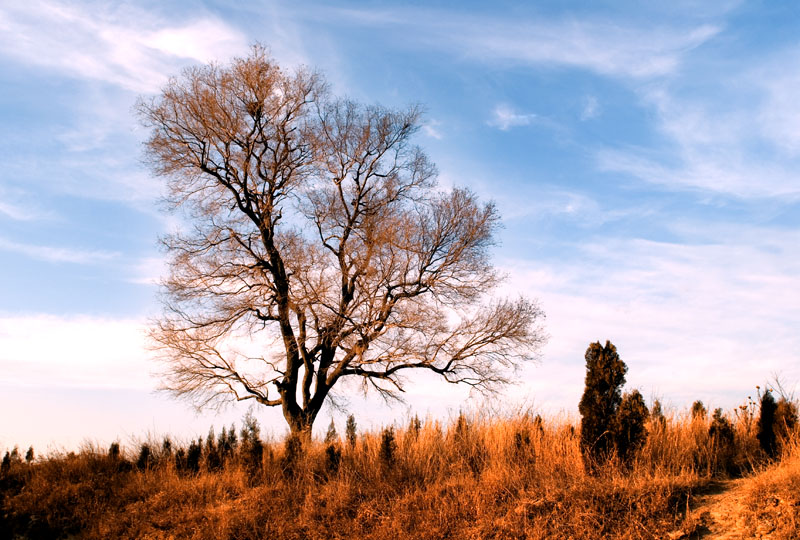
138 46 545 439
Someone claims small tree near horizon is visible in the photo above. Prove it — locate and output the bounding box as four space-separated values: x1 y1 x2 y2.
691 400 707 420
345 414 357 448
324 419 338 443
578 340 627 464
651 399 666 428
139 46 545 439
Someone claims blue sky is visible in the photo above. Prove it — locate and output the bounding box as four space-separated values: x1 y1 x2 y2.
2 0 800 451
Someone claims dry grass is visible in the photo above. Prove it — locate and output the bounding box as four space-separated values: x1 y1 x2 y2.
739 436 800 539
1 408 795 540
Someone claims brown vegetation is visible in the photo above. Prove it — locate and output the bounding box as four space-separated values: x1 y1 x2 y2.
739 436 800 539
3 403 797 540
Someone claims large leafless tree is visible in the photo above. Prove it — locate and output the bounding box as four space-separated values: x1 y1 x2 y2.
139 47 545 438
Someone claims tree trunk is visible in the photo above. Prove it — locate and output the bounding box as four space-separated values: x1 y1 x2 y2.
286 410 317 443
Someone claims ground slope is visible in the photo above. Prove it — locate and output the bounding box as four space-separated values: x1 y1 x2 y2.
671 464 798 540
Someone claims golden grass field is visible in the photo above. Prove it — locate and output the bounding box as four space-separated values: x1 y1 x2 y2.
1 407 797 539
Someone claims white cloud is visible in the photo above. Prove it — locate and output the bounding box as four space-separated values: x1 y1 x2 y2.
422 120 443 139
489 104 537 131
0 237 119 264
0 314 154 390
0 0 249 93
499 225 800 410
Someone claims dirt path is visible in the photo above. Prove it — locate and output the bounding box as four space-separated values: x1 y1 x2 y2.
668 470 785 540
680 477 751 539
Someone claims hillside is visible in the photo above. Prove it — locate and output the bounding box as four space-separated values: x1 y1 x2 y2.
1 410 797 539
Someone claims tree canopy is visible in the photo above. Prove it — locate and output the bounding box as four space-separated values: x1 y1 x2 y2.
138 46 545 437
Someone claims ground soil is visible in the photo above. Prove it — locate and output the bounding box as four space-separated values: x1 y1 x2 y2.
669 471 786 540
682 478 750 539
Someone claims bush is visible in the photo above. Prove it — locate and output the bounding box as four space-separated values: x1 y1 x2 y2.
161 437 173 458
757 390 779 457
379 427 396 470
579 340 627 465
651 400 666 428
1 451 11 475
324 443 342 476
691 400 707 420
709 408 736 473
108 442 121 460
205 428 222 472
324 419 338 444
408 415 422 440
775 397 798 447
240 413 263 475
346 414 357 448
281 435 303 478
217 424 238 465
136 444 153 471
614 390 649 463
186 438 202 473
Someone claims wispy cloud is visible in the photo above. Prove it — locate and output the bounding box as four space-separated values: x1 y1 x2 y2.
497 187 650 224
0 200 44 222
0 201 32 221
753 49 800 157
0 186 53 221
595 72 800 199
127 256 167 285
500 223 800 409
0 0 249 93
594 147 800 199
581 95 600 120
0 237 119 264
488 104 538 131
457 21 718 79
318 7 720 80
